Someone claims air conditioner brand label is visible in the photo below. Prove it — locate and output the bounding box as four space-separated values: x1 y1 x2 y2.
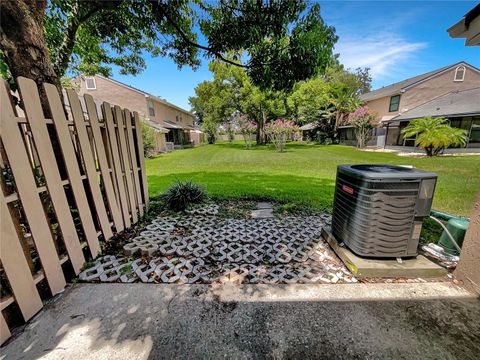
342 185 354 195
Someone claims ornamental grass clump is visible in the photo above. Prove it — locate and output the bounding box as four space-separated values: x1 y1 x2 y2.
161 181 207 211
349 106 377 148
238 117 257 149
265 119 298 152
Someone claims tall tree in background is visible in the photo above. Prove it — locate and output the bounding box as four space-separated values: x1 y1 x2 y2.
324 66 367 129
324 65 372 95
239 83 287 144
287 66 370 141
0 0 337 106
288 77 332 125
189 60 286 144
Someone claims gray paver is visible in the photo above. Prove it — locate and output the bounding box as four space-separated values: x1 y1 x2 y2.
78 204 352 285
251 208 274 218
256 202 273 209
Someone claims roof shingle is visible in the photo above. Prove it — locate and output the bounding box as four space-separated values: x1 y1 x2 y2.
359 61 477 101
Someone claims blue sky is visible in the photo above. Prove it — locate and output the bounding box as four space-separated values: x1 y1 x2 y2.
110 1 479 111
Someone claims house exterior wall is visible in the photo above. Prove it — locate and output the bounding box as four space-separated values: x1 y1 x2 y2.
365 66 480 124
400 67 480 112
366 96 399 120
154 132 167 153
76 76 148 118
148 98 195 128
190 132 205 146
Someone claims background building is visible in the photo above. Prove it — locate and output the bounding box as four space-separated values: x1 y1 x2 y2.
338 61 480 150
76 75 204 153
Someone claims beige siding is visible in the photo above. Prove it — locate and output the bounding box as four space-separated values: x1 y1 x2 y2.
77 76 148 118
190 132 205 145
366 96 399 121
365 66 480 125
76 76 196 144
400 67 480 112
154 132 167 153
149 98 194 128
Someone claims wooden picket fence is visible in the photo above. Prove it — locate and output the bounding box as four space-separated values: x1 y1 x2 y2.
0 77 148 344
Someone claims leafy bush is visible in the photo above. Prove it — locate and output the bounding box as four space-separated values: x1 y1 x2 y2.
401 116 468 156
202 122 217 144
141 121 157 157
161 181 207 211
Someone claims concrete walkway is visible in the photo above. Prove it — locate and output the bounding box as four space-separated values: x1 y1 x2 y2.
2 283 479 360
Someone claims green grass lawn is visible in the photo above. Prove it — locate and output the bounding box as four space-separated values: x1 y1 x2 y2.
146 142 480 216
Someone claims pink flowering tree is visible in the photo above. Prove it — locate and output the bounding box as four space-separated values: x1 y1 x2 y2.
349 106 377 148
238 116 257 149
265 119 299 152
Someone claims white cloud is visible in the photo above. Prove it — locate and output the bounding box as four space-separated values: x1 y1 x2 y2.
335 33 427 80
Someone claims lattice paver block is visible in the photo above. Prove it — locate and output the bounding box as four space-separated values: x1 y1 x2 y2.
88 206 354 285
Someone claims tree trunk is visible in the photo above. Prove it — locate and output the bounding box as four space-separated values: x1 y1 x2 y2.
1 0 67 179
256 111 267 145
0 0 60 110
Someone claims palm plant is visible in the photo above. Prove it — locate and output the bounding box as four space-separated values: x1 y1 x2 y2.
329 83 361 129
401 116 468 156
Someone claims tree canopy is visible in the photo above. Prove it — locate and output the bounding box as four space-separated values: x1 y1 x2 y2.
189 59 287 144
1 0 337 94
190 59 371 145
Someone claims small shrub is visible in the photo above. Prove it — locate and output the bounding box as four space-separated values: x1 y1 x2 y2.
265 119 298 152
141 121 157 157
238 116 256 149
161 181 207 211
349 106 376 148
419 217 443 244
222 119 237 142
202 122 217 144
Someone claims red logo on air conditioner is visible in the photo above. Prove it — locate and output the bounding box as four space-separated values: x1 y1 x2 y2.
342 185 354 195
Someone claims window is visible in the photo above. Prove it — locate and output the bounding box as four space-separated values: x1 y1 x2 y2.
176 115 182 122
454 66 466 82
147 100 155 117
85 77 96 90
389 95 400 112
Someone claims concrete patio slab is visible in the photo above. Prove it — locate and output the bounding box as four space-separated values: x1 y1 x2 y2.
256 202 273 210
322 228 448 278
2 283 478 360
250 208 274 218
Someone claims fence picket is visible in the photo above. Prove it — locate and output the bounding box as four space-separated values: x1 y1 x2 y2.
18 78 85 274
66 89 113 240
84 94 124 232
0 78 147 345
0 192 43 321
0 81 66 295
114 106 138 223
0 313 11 345
103 102 131 227
44 84 101 257
133 112 149 209
124 109 144 216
